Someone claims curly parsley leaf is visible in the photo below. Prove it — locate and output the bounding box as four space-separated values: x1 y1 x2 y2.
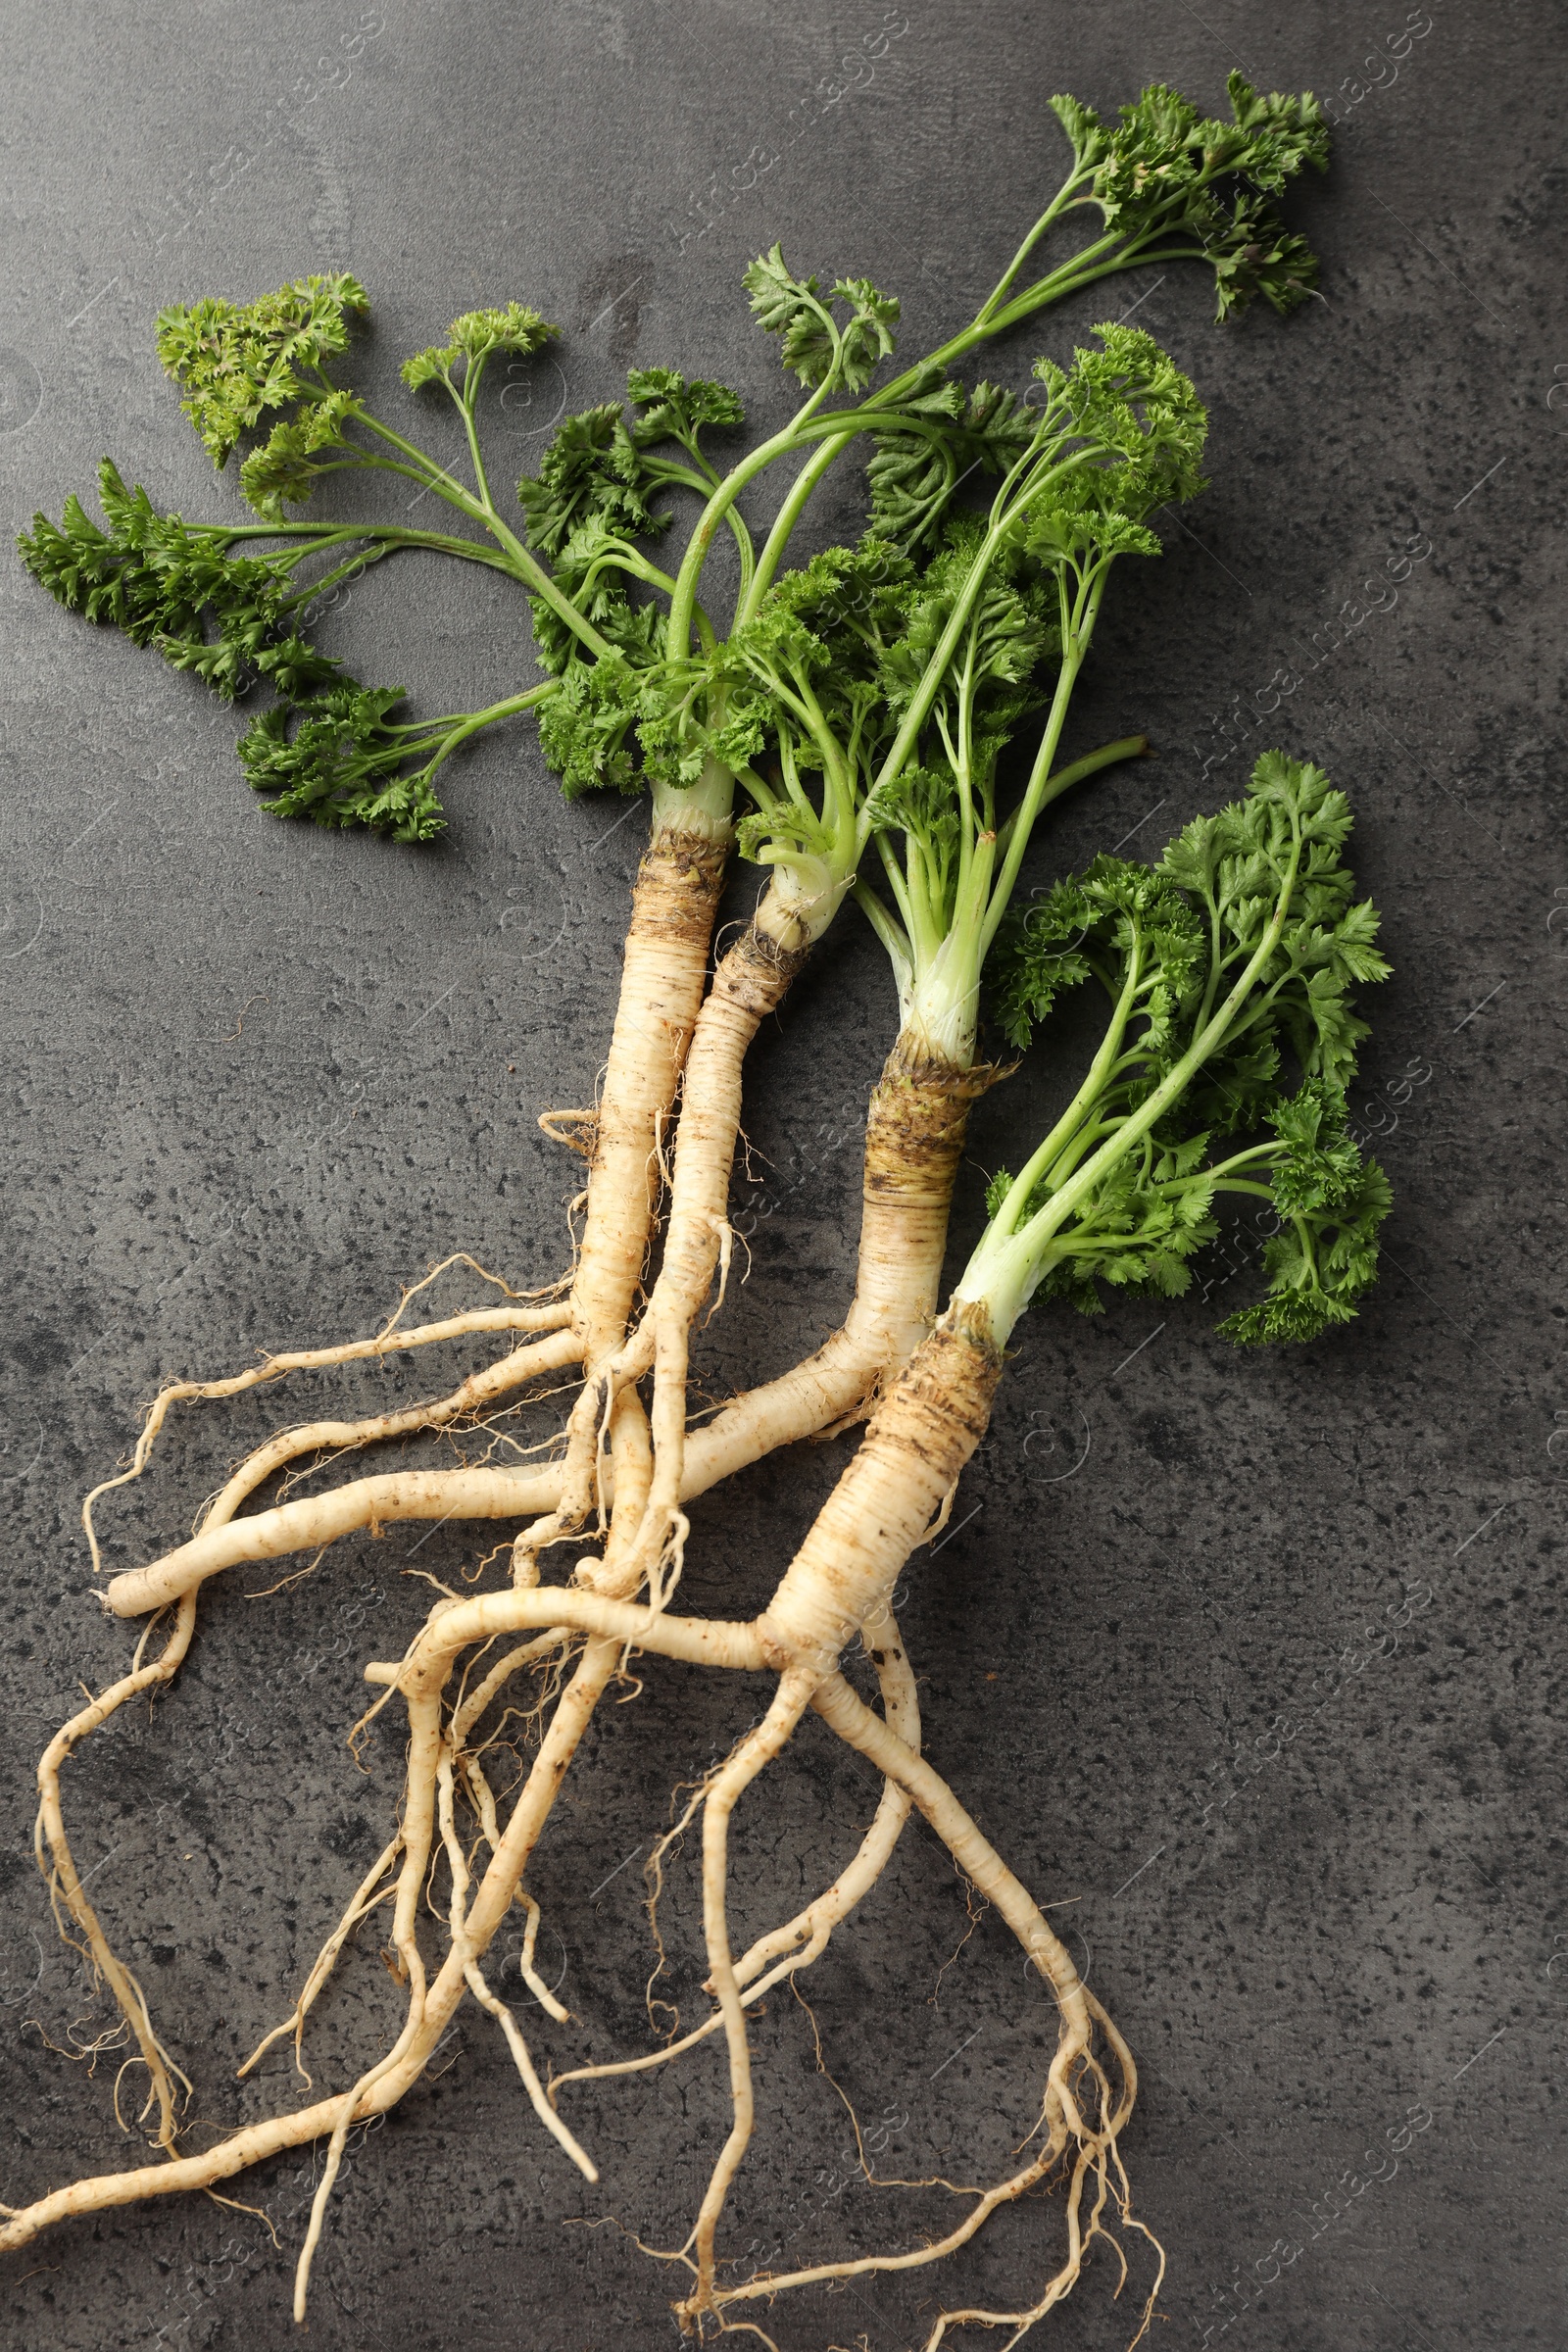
988 876 1099 1052
238 387 368 522
875 514 1054 724
237 685 446 840
401 302 557 391
18 460 348 699
1050 72 1330 320
979 753 1391 1344
1157 750 1390 1088
744 247 900 390
517 404 668 563
1032 322 1209 515
626 368 746 451
155 272 370 468
866 372 1035 551
535 654 647 796
1216 1113 1392 1345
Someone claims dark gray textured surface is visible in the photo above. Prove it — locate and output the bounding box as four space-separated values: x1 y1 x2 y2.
0 4 1562 2347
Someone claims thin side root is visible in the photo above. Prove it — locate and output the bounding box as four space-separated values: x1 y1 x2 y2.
82 1253 573 1574
33 1597 201 2152
515 1892 571 2024
550 1623 920 2107
431 1746 596 2181
235 1835 404 2085
194 1322 583 1568
674 1668 818 2325
668 1670 1160 2348
466 1961 598 2181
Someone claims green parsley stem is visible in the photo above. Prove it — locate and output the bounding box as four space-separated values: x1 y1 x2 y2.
350 411 616 663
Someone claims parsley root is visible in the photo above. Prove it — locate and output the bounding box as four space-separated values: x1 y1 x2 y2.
9 74 1353 2350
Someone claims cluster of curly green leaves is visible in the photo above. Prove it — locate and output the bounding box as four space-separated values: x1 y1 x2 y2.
844 324 1206 983
861 319 1204 561
525 317 1208 894
231 685 451 839
517 368 746 686
443 69 1324 806
522 314 938 798
1028 330 1206 545
169 284 574 838
742 249 902 391
20 279 586 840
858 519 1054 861
520 282 1097 810
18 460 353 704
721 537 919 871
1053 71 1330 321
153 270 372 469
154 274 559 523
17 66 1334 855
401 302 556 393
863 374 1033 555
540 315 1212 898
985 752 1392 1345
19 454 433 832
